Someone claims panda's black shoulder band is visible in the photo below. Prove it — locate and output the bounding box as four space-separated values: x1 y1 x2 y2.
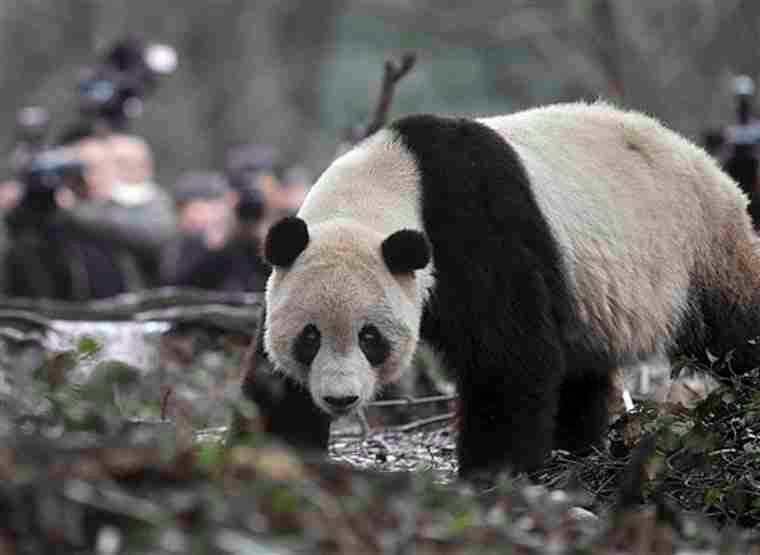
382 229 430 274
265 216 309 267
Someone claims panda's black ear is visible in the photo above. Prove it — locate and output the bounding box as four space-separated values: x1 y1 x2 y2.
381 229 430 274
265 216 309 267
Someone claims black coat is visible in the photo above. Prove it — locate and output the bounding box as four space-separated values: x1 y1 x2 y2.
161 233 270 293
2 206 144 300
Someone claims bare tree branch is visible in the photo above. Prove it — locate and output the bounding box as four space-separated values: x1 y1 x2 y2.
367 393 456 408
361 51 417 139
387 412 456 433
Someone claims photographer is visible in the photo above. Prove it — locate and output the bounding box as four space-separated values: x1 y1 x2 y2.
224 144 310 239
2 152 144 300
61 129 177 286
59 36 178 286
160 173 270 292
706 75 760 229
724 76 760 228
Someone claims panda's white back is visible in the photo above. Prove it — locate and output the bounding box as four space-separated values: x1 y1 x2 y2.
480 101 756 358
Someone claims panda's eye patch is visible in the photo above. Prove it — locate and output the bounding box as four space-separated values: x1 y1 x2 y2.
293 324 321 366
358 325 390 367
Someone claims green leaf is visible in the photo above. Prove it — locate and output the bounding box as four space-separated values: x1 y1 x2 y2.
79 360 141 404
76 335 103 359
447 511 474 535
195 439 225 472
721 390 736 404
704 488 722 507
682 424 718 454
271 486 298 515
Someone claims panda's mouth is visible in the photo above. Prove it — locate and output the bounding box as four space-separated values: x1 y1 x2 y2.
321 394 361 415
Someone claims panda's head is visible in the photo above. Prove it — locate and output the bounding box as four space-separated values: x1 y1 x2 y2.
263 215 430 416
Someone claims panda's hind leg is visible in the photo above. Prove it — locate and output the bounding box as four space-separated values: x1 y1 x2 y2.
554 349 614 454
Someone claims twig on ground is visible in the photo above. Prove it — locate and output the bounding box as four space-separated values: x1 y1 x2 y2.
386 412 456 433
160 387 173 421
366 393 456 408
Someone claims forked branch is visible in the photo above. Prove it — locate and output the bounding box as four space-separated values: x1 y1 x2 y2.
361 52 417 139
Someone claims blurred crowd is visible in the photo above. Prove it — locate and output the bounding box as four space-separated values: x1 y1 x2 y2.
0 129 309 300
0 37 310 301
3 37 760 303
160 145 310 293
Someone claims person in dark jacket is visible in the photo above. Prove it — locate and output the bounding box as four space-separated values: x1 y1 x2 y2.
708 75 760 229
2 153 144 300
58 128 177 286
160 172 270 292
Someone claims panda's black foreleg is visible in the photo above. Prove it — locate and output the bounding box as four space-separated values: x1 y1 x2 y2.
240 316 332 452
455 336 565 478
452 290 567 479
554 360 613 454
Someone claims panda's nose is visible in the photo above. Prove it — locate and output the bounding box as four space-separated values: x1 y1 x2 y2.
323 395 359 411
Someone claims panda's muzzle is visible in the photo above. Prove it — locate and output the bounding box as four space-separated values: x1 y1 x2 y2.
322 394 360 413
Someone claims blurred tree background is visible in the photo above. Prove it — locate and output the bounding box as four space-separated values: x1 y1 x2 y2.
1 0 759 186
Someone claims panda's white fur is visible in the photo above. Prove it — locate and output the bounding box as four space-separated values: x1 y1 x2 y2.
262 101 760 476
486 103 758 358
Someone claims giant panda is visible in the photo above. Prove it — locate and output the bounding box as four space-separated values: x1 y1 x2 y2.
260 101 760 478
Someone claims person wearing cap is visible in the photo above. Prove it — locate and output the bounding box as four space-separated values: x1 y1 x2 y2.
170 170 236 244
160 171 270 292
59 130 177 286
224 144 311 239
720 75 760 228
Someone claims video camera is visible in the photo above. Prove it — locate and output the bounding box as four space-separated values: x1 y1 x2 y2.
77 36 177 131
13 151 85 214
7 37 177 212
8 107 86 217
